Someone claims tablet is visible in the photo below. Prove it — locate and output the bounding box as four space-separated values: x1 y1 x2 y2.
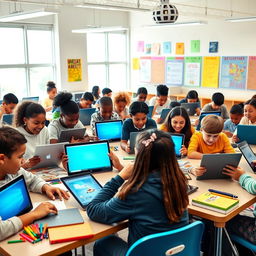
129 131 140 154
0 175 33 220
196 111 221 130
95 120 123 141
32 142 67 169
59 128 86 143
169 133 185 158
237 125 256 145
159 108 171 123
197 153 242 180
2 114 13 125
61 173 102 209
181 102 200 116
237 141 256 172
65 140 112 175
79 108 96 125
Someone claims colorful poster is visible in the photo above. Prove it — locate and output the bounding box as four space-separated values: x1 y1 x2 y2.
137 41 144 52
209 41 219 53
140 57 151 83
184 57 202 87
202 56 220 88
145 44 152 54
152 43 161 55
151 57 165 84
220 56 247 89
176 43 184 55
67 59 82 82
132 58 140 70
163 42 172 54
165 57 184 86
191 40 200 53
247 56 256 90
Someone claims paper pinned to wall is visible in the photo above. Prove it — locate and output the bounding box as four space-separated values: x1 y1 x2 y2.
165 57 184 86
202 56 220 88
140 57 151 83
152 43 161 55
247 56 256 90
151 57 165 84
176 42 184 55
184 56 202 87
191 40 200 53
163 42 172 54
132 58 140 70
67 59 82 82
137 41 145 52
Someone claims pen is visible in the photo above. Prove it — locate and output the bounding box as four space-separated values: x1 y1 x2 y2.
7 240 25 244
208 189 238 198
19 233 34 243
210 192 239 200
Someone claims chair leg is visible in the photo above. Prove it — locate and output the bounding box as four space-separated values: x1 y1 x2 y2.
224 228 239 256
81 245 86 256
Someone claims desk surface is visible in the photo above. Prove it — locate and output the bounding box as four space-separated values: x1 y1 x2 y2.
0 142 256 255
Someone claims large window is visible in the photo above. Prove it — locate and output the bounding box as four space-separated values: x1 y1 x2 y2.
0 24 55 99
86 31 128 92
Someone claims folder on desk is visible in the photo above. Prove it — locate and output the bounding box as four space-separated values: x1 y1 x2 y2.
48 222 94 244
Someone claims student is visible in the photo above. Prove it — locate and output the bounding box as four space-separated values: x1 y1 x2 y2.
0 127 69 241
179 90 201 115
121 101 157 153
90 96 120 135
42 81 57 112
95 88 112 106
149 84 171 117
233 99 256 142
187 115 235 162
92 85 101 104
201 92 229 120
159 106 195 156
113 92 131 120
132 87 148 103
48 92 86 144
223 104 243 138
13 101 49 169
78 92 94 109
87 129 189 256
0 93 19 123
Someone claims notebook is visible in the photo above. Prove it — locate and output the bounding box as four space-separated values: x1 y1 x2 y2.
237 125 256 145
2 114 13 125
79 108 96 125
59 128 86 143
61 173 102 209
197 153 242 180
95 120 123 141
65 140 112 175
169 133 185 158
48 222 94 244
196 111 221 130
181 102 200 116
0 175 33 220
34 208 84 228
32 142 67 169
237 141 256 172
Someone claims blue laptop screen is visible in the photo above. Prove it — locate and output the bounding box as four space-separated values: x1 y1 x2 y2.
63 174 102 206
171 135 183 157
66 142 111 174
96 121 122 141
0 177 32 221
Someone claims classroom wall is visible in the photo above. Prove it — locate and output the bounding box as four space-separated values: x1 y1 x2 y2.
129 9 256 100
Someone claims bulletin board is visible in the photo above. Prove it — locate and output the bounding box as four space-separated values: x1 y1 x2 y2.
165 57 184 86
202 56 220 88
247 56 256 90
184 56 202 87
151 57 165 84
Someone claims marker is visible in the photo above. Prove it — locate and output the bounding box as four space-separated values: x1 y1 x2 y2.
208 189 238 199
33 238 42 244
19 233 34 243
39 223 43 234
24 227 37 240
7 240 25 244
42 223 48 236
27 226 37 237
123 156 135 160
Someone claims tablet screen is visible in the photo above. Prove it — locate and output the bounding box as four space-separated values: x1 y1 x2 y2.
96 121 122 141
66 141 112 174
0 175 32 220
171 134 183 157
62 174 102 207
239 142 256 172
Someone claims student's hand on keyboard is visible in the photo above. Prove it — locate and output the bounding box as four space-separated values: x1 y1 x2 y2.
191 166 206 177
22 156 41 169
223 165 245 181
42 184 70 201
33 202 58 219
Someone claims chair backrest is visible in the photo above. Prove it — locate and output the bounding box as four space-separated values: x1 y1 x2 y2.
125 221 204 256
231 234 256 252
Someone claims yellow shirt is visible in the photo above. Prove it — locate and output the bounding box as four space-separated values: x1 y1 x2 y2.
42 97 53 109
188 131 235 155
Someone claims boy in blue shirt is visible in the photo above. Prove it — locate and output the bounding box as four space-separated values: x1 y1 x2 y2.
223 104 243 137
121 101 157 153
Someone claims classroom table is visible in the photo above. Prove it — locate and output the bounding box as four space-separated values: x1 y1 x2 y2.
0 142 255 256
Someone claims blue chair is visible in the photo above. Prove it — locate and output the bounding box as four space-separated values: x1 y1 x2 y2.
125 221 204 256
230 234 256 254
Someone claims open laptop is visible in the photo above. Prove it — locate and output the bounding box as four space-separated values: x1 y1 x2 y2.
2 114 13 125
95 120 123 141
32 142 67 169
169 133 185 159
237 125 256 145
197 153 242 180
79 108 96 125
61 173 102 210
196 111 221 130
22 96 39 102
59 128 86 143
237 141 256 172
159 108 171 123
181 102 200 116
147 106 154 118
73 92 83 103
129 131 140 154
0 175 33 220
65 140 112 175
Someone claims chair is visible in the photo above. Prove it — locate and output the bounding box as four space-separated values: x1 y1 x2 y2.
125 221 204 256
230 234 256 255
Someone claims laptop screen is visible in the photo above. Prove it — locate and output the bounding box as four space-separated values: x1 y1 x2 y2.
61 173 102 208
65 141 112 174
197 111 221 130
170 134 184 157
0 175 32 220
95 121 123 141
